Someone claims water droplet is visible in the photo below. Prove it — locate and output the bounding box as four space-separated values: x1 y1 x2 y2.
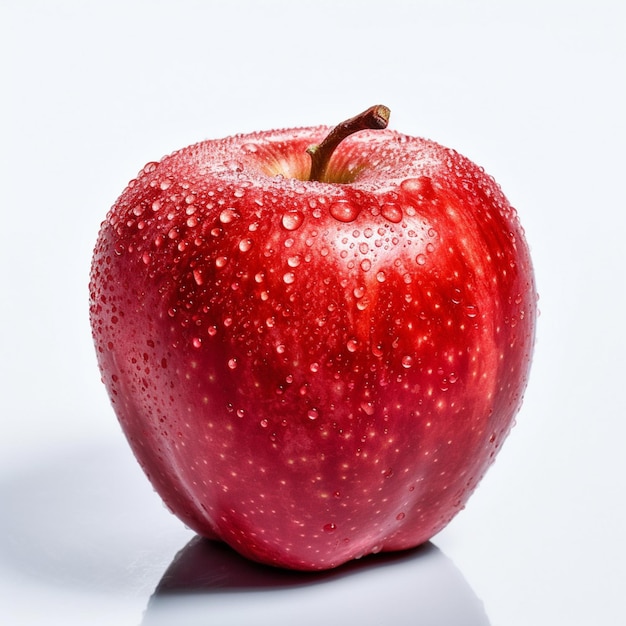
287 255 301 268
396 512 406 521
448 373 458 384
225 160 244 172
228 358 238 370
309 362 320 373
215 256 228 268
360 259 372 272
193 269 204 285
376 271 386 283
283 272 295 284
329 200 360 223
260 418 269 428
346 338 359 352
192 337 202 348
416 254 426 266
381 202 403 223
360 401 375 416
353 286 365 299
323 522 337 533
372 344 384 358
307 408 319 420
464 304 478 318
219 208 239 224
359 242 369 254
402 355 414 368
281 210 304 231
233 188 245 198
238 238 253 252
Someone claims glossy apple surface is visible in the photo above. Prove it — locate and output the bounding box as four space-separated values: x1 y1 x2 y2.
90 113 536 570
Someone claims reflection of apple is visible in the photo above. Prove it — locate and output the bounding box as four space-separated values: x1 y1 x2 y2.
142 536 490 626
90 105 536 570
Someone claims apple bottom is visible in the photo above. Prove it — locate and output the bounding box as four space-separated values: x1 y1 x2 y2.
112 375 502 571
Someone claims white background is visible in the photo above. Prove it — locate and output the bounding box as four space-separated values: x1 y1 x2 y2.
1 1 625 624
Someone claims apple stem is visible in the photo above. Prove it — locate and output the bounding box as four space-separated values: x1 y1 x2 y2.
307 105 391 182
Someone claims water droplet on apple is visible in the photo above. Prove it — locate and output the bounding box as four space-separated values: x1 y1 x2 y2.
225 160 244 172
260 418 269 428
307 408 319 421
346 338 359 352
464 304 478 318
227 358 238 370
372 344 384 358
360 401 375 416
359 242 369 254
416 254 426 266
360 259 372 272
219 208 239 224
215 256 228 268
396 512 406 521
323 522 337 533
193 269 204 285
381 202 403 223
376 271 386 283
309 362 320 373
402 355 414 368
281 210 304 231
353 286 365 299
329 200 360 223
238 238 253 252
287 255 301 268
283 272 295 284
192 337 202 348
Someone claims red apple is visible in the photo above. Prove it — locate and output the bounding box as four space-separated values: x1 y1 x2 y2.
90 106 536 570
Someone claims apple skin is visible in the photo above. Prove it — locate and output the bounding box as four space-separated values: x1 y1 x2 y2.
89 123 536 570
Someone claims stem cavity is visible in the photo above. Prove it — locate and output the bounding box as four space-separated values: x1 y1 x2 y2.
307 105 390 182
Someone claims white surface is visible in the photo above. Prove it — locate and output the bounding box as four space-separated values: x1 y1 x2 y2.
1 1 624 624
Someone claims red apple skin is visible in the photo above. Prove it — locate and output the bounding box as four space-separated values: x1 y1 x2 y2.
89 125 536 570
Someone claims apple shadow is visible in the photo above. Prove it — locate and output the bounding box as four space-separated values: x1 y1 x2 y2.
143 535 491 626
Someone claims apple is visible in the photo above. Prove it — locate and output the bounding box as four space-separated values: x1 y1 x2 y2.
90 105 536 571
